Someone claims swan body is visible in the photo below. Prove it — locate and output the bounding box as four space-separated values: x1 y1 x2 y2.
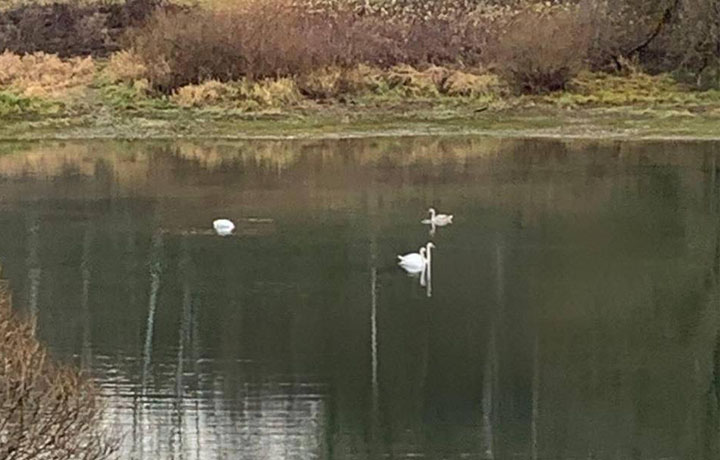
397 247 426 273
398 242 435 274
212 218 235 236
421 207 453 226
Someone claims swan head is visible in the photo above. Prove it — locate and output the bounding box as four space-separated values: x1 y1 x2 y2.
428 207 436 215
426 242 436 249
419 247 427 257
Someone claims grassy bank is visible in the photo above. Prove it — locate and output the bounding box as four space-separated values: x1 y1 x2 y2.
4 103 720 141
0 53 719 140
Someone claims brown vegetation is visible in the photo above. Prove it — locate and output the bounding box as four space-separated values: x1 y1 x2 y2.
126 0 501 91
1 0 720 98
0 281 116 460
0 51 95 98
493 7 590 94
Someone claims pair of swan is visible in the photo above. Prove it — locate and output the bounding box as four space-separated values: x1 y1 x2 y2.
397 242 435 273
398 207 452 280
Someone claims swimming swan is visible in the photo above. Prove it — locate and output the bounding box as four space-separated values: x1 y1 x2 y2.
398 242 435 273
421 208 453 226
213 219 235 236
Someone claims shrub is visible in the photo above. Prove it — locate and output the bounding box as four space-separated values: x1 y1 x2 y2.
103 50 149 84
493 7 591 94
0 281 117 460
130 0 352 91
0 51 95 98
127 0 499 91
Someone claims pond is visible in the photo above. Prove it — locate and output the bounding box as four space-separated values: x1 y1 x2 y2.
0 137 719 460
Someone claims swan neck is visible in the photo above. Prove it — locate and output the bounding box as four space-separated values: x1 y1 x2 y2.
430 208 436 219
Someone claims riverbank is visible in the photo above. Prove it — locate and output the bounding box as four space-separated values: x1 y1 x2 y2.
2 102 720 141
1 54 720 141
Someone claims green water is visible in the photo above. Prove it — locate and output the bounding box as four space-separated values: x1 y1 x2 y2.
0 137 719 459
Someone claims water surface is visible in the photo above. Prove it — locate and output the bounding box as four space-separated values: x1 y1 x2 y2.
1 137 719 459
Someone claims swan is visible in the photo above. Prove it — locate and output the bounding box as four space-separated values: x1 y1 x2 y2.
421 208 453 226
212 218 235 236
397 242 435 273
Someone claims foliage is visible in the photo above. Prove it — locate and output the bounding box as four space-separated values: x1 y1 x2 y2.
102 50 149 84
0 51 95 98
0 283 117 460
127 0 502 91
493 6 590 94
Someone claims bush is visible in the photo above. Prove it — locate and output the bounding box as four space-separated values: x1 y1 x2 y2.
103 50 149 84
128 0 497 91
0 281 116 460
0 51 95 98
130 0 351 91
493 7 591 94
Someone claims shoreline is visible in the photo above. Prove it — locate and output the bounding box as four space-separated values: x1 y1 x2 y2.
1 105 720 142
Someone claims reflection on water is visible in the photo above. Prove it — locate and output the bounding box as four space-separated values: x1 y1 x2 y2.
1 137 720 459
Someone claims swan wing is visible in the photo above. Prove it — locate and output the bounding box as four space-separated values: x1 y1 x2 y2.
398 253 424 268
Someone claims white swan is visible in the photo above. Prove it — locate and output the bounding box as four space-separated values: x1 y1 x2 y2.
397 242 435 273
421 207 453 226
212 218 235 236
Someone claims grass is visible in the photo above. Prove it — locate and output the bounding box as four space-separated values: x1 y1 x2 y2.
2 102 720 141
0 52 719 140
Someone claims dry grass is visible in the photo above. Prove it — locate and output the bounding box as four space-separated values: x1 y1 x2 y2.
0 51 96 98
296 65 384 99
172 80 239 107
171 78 301 108
553 70 712 106
0 282 117 460
103 50 149 84
442 70 506 97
